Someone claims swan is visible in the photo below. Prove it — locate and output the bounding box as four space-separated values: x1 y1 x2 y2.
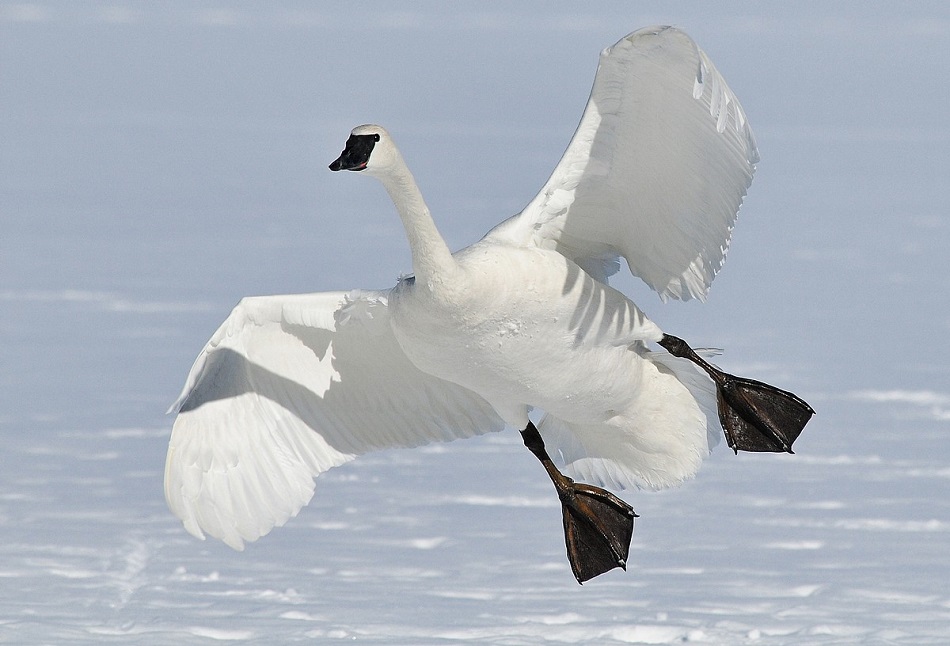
164 26 814 583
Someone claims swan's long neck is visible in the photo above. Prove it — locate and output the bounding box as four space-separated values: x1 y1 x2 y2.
376 153 456 283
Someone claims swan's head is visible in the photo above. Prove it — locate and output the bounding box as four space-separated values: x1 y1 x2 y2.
329 125 397 175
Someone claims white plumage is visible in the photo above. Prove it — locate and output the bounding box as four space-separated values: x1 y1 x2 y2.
165 26 759 552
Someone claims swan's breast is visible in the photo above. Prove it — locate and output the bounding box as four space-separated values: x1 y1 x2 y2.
387 245 664 420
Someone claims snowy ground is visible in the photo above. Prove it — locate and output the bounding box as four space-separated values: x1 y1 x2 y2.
2 2 949 643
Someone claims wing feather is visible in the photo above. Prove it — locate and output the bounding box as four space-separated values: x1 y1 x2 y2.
164 290 504 549
489 26 758 300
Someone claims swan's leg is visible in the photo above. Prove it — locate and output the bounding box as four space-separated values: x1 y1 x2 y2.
520 422 637 584
657 334 815 454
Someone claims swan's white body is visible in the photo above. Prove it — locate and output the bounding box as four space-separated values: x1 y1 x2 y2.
165 26 759 551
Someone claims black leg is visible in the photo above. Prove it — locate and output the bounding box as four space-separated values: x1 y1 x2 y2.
520 422 637 584
658 334 815 454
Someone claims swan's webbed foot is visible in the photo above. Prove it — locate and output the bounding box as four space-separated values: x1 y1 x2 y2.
559 481 637 584
658 334 815 454
521 423 636 584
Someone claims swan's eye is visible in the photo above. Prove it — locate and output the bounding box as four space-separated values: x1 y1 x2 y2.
373 133 380 142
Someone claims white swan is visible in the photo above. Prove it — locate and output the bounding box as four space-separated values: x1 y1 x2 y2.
164 26 813 583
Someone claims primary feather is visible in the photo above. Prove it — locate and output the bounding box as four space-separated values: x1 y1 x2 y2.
489 26 757 299
165 291 504 549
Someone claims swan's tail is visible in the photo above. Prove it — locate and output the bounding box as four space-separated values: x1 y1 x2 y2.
537 350 718 492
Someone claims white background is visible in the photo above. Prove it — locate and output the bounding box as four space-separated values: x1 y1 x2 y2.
2 2 948 643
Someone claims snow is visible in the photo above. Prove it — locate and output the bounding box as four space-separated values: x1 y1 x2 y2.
2 1 949 643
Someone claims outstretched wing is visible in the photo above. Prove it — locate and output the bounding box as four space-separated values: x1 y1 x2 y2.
489 26 758 299
164 290 504 550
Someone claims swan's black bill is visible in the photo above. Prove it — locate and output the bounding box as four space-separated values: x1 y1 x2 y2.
657 334 815 454
520 422 636 584
329 133 379 172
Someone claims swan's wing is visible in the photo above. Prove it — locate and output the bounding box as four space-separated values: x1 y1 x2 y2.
164 290 505 550
490 26 758 299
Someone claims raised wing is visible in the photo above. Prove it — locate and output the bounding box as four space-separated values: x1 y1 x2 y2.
490 26 758 299
164 290 504 549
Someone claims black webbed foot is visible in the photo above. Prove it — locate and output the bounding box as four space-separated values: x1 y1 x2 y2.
560 480 637 583
658 334 815 454
716 374 814 453
521 422 636 584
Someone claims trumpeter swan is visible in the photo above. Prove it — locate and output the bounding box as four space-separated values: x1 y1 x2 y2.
165 26 813 583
